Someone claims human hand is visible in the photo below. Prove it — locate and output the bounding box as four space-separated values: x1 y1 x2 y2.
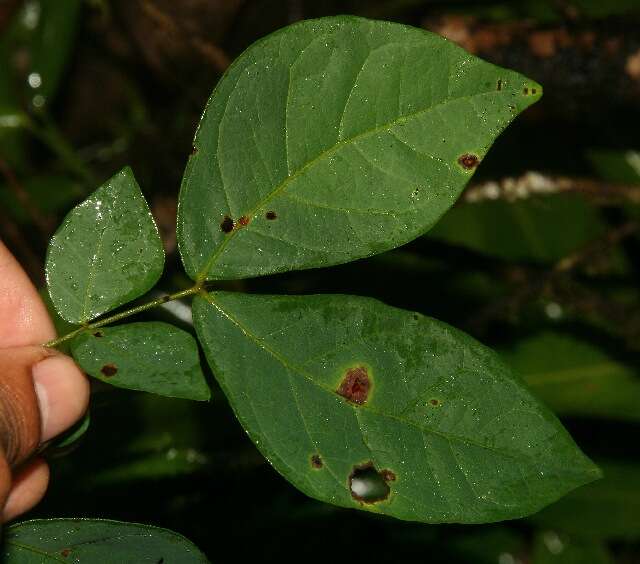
0 240 89 521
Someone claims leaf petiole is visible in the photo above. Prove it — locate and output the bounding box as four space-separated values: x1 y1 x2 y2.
45 285 201 349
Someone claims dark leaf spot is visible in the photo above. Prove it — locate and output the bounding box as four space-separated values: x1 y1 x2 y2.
238 215 250 227
428 398 441 407
311 454 323 469
380 469 396 482
265 210 277 220
497 79 503 91
413 313 420 321
60 549 71 558
93 331 103 338
101 363 118 377
457 154 480 170
337 366 370 405
349 462 391 503
220 216 234 233
523 87 529 95
532 88 537 94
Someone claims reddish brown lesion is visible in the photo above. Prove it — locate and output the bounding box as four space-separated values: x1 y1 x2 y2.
100 363 118 377
310 454 323 469
457 153 480 170
337 366 370 405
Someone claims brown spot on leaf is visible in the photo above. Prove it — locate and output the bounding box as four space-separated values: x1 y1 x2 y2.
100 363 118 377
311 454 323 469
265 210 277 220
496 79 502 91
60 549 71 558
349 462 391 504
220 215 234 233
458 154 480 170
238 215 250 227
429 398 441 407
93 331 103 338
523 86 529 95
380 469 396 482
337 366 370 405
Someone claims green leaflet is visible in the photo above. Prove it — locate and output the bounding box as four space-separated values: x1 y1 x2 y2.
178 16 542 281
2 519 209 563
46 167 164 324
71 322 210 400
502 331 640 422
193 292 599 523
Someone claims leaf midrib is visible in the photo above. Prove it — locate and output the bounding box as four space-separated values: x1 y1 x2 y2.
199 293 525 460
196 88 503 280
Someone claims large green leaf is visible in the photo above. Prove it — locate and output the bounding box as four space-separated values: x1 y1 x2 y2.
502 332 640 421
46 167 164 324
2 519 208 563
193 292 599 523
178 16 542 281
70 322 210 400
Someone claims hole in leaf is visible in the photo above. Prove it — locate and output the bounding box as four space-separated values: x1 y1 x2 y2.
311 454 323 469
457 154 479 170
337 366 370 405
349 462 393 503
265 210 277 220
100 363 118 377
220 216 234 233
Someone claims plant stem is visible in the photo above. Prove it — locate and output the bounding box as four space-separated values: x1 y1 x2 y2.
45 286 201 349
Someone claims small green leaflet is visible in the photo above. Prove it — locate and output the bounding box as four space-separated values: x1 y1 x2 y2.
178 16 542 281
71 322 210 401
193 292 599 523
2 519 209 563
46 167 164 324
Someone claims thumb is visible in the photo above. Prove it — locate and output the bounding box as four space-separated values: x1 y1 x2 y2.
0 346 49 469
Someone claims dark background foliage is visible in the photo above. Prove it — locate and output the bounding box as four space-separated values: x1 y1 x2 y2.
1 1 639 562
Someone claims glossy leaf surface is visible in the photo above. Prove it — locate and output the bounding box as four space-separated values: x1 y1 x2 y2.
71 322 210 400
46 167 164 324
503 331 640 421
2 519 209 563
193 292 599 523
178 16 542 281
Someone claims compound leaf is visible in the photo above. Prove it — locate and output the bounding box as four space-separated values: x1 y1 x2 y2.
193 292 599 523
178 16 542 281
2 519 208 563
46 167 164 324
71 322 210 401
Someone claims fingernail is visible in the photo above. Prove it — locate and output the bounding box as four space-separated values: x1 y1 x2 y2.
32 360 51 441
